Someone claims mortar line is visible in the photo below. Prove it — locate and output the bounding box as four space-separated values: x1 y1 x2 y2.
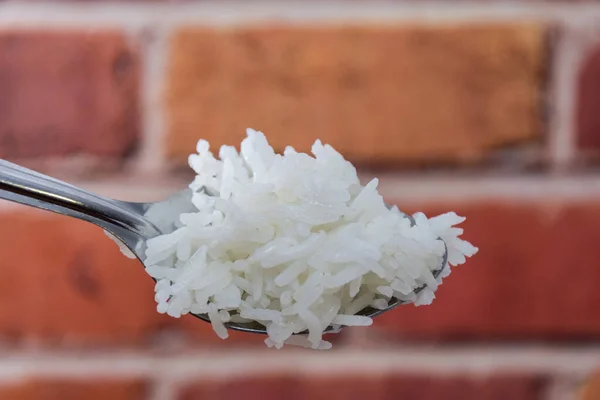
2 2 600 27
134 25 170 174
0 347 597 382
3 175 600 210
549 21 589 171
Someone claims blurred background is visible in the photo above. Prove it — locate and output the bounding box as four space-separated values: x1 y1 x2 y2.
0 1 599 399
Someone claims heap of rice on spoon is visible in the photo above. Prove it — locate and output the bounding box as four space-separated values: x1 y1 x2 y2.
121 129 478 349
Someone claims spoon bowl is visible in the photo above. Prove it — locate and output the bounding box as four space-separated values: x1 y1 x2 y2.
0 159 448 336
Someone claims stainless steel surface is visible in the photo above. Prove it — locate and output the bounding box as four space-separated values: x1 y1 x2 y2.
0 159 448 336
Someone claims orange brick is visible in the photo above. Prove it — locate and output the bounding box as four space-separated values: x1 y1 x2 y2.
375 200 600 339
179 374 301 400
166 24 545 166
0 30 139 159
0 210 275 347
0 379 146 400
383 375 544 400
302 374 389 400
580 371 600 400
0 210 169 344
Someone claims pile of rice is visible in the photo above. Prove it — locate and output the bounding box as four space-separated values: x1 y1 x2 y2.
137 129 477 349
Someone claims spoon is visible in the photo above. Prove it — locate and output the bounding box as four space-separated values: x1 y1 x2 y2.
0 158 448 335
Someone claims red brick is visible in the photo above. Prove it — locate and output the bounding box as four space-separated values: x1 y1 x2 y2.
0 379 146 400
32 380 146 400
577 44 600 153
0 31 139 159
166 24 545 166
179 373 543 400
301 374 390 400
0 210 169 344
179 374 301 400
384 375 544 400
376 201 600 339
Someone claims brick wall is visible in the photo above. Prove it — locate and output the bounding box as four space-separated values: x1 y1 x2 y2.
0 2 598 400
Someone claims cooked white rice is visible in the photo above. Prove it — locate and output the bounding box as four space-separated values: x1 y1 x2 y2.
116 129 477 349
104 231 136 259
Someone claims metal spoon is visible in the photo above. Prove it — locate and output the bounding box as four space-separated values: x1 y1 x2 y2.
0 159 448 335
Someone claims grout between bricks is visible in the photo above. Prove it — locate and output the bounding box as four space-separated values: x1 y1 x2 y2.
132 24 170 175
544 374 584 400
148 380 178 400
548 23 576 172
3 2 600 28
0 347 598 382
2 175 600 212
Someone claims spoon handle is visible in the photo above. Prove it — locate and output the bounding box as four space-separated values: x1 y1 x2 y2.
0 159 156 237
